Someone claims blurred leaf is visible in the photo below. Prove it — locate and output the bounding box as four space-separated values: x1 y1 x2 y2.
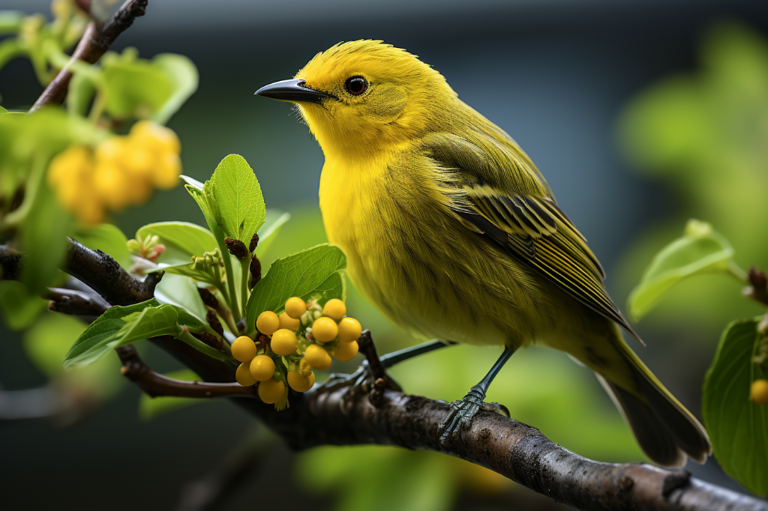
702 319 768 496
23 313 123 399
136 221 217 264
64 299 225 368
0 280 47 330
245 244 346 335
0 11 24 33
73 223 132 268
627 220 736 321
149 54 199 125
101 50 197 122
67 71 96 117
210 154 266 248
0 38 23 72
138 369 204 420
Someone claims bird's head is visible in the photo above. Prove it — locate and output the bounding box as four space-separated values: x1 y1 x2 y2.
255 40 456 160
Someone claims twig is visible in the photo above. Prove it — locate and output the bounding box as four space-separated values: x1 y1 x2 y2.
46 287 110 316
116 345 254 399
65 237 162 306
0 246 22 280
29 0 149 112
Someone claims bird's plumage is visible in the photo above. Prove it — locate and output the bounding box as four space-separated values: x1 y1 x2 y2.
259 40 711 467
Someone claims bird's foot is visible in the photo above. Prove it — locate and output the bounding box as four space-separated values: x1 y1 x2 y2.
439 385 509 445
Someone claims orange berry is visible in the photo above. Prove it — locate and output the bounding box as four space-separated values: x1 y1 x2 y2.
235 363 257 386
271 329 298 356
751 379 768 405
250 355 275 381
312 317 338 343
304 344 332 371
322 299 346 321
258 378 286 404
285 296 307 319
333 340 359 362
287 370 315 392
231 336 257 362
338 317 362 343
278 312 300 331
256 311 280 336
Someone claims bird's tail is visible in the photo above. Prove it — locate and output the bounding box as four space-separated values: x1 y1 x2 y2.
596 338 712 467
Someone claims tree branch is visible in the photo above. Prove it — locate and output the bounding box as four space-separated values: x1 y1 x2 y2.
45 287 110 316
7 241 768 511
29 0 149 112
116 345 253 399
744 267 768 307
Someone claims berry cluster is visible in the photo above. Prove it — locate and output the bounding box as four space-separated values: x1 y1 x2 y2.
751 379 768 405
47 121 181 224
232 297 362 409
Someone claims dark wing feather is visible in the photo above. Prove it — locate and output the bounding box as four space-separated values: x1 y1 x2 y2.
423 132 639 341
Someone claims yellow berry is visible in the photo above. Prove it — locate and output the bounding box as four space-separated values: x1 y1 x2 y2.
48 145 92 187
278 312 300 331
285 296 307 319
333 340 359 362
153 151 181 190
235 363 257 386
751 379 768 405
231 336 257 363
287 370 315 392
271 329 298 356
338 317 362 343
322 299 346 321
93 162 131 210
130 120 181 154
73 197 105 225
304 344 332 371
258 378 286 404
256 311 280 336
250 355 275 382
312 317 338 343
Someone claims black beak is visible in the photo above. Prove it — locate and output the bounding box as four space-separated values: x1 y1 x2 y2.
254 79 332 104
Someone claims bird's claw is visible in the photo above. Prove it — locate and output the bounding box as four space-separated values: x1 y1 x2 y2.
439 385 509 445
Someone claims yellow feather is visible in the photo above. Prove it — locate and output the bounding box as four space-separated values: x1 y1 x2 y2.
258 40 711 467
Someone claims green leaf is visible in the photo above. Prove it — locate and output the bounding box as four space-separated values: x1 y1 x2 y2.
150 54 199 125
64 299 226 369
100 50 198 122
154 273 207 322
148 261 216 285
245 244 347 334
67 71 96 117
138 369 205 421
257 210 290 255
136 221 217 264
0 280 47 330
702 319 768 496
0 11 24 34
628 220 736 321
210 154 266 247
73 223 132 268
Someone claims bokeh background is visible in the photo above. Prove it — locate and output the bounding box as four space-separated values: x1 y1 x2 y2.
2 0 768 509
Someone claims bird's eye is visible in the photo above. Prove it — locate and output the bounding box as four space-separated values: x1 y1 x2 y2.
345 76 368 96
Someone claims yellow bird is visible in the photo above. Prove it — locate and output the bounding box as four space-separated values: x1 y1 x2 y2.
256 40 711 467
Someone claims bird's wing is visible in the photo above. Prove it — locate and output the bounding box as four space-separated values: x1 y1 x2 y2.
421 132 640 340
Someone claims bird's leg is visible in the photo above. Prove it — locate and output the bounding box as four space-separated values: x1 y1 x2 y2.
319 338 456 393
439 345 516 445
379 339 457 369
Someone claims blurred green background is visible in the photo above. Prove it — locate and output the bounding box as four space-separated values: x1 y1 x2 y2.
2 0 768 509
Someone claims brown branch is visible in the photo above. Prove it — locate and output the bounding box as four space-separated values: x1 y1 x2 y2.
116 346 254 399
45 287 110 316
10 240 767 510
0 246 22 280
65 237 162 306
29 0 149 112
